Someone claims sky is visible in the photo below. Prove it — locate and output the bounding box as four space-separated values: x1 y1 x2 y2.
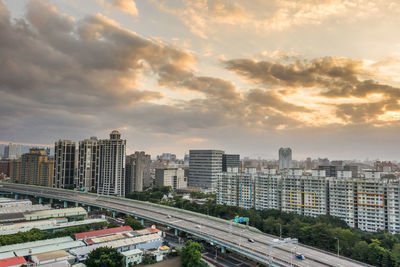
1 0 400 160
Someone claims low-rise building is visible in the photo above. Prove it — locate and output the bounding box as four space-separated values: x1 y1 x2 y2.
122 249 143 267
31 250 74 265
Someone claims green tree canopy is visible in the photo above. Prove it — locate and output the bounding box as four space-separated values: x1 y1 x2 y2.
85 247 123 267
124 216 144 230
181 241 205 267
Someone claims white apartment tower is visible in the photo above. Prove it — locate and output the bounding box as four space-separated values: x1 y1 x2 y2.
77 137 99 192
4 143 22 159
53 140 76 189
279 147 292 169
97 130 126 197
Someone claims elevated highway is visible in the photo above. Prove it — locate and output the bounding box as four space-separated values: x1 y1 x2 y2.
0 183 368 267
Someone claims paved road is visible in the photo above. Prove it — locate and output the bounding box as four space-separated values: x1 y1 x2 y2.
0 183 368 267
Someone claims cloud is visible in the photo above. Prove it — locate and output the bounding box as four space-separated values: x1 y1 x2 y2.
152 0 398 38
0 0 197 111
225 56 400 125
99 0 139 16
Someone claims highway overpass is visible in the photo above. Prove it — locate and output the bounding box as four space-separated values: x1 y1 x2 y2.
0 183 368 267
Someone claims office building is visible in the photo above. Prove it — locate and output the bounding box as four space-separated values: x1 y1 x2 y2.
318 165 338 177
77 137 99 192
20 148 54 187
53 140 76 189
344 165 358 178
3 143 21 159
98 130 126 197
155 167 186 190
222 154 240 172
125 151 151 193
278 147 292 169
189 150 224 191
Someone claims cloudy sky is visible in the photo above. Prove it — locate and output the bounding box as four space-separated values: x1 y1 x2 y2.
1 0 400 160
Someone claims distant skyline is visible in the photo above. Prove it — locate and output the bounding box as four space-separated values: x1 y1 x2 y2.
2 1 400 160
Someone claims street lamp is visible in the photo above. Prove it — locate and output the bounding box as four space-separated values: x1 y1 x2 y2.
334 237 339 256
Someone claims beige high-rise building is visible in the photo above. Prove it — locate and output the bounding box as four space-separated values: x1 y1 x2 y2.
125 151 151 193
20 148 54 187
98 130 126 197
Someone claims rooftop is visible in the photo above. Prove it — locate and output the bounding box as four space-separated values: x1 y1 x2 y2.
14 240 85 257
0 256 26 267
121 249 142 256
0 237 73 253
25 207 87 219
75 225 132 240
32 250 70 262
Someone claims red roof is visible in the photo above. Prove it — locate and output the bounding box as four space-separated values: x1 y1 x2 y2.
0 256 27 267
75 226 133 240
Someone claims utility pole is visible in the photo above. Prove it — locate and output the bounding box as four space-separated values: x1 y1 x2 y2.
335 237 339 256
279 223 282 239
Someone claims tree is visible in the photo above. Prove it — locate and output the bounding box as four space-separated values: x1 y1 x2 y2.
124 216 144 230
181 241 206 267
85 247 123 267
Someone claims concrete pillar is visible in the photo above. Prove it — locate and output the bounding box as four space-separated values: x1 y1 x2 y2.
221 246 226 254
39 197 43 204
174 229 178 236
14 193 18 200
50 198 53 204
87 206 91 212
141 219 144 226
64 201 68 208
112 211 116 218
75 202 78 207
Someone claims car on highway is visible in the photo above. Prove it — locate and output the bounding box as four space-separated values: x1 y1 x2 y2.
296 252 305 260
195 225 201 229
167 215 171 218
248 238 255 243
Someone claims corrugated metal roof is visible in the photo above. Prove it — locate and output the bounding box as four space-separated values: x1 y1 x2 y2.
31 250 70 262
0 237 73 253
70 234 161 256
86 233 127 244
24 207 87 220
14 240 85 257
0 252 16 260
75 226 132 240
0 256 26 267
121 249 142 256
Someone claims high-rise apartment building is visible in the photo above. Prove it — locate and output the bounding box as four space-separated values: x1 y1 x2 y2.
20 148 54 187
125 151 151 193
155 167 187 190
3 143 22 159
9 159 21 183
222 154 240 172
189 150 224 191
216 169 400 233
77 137 99 192
53 140 76 189
278 147 292 169
98 130 126 197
